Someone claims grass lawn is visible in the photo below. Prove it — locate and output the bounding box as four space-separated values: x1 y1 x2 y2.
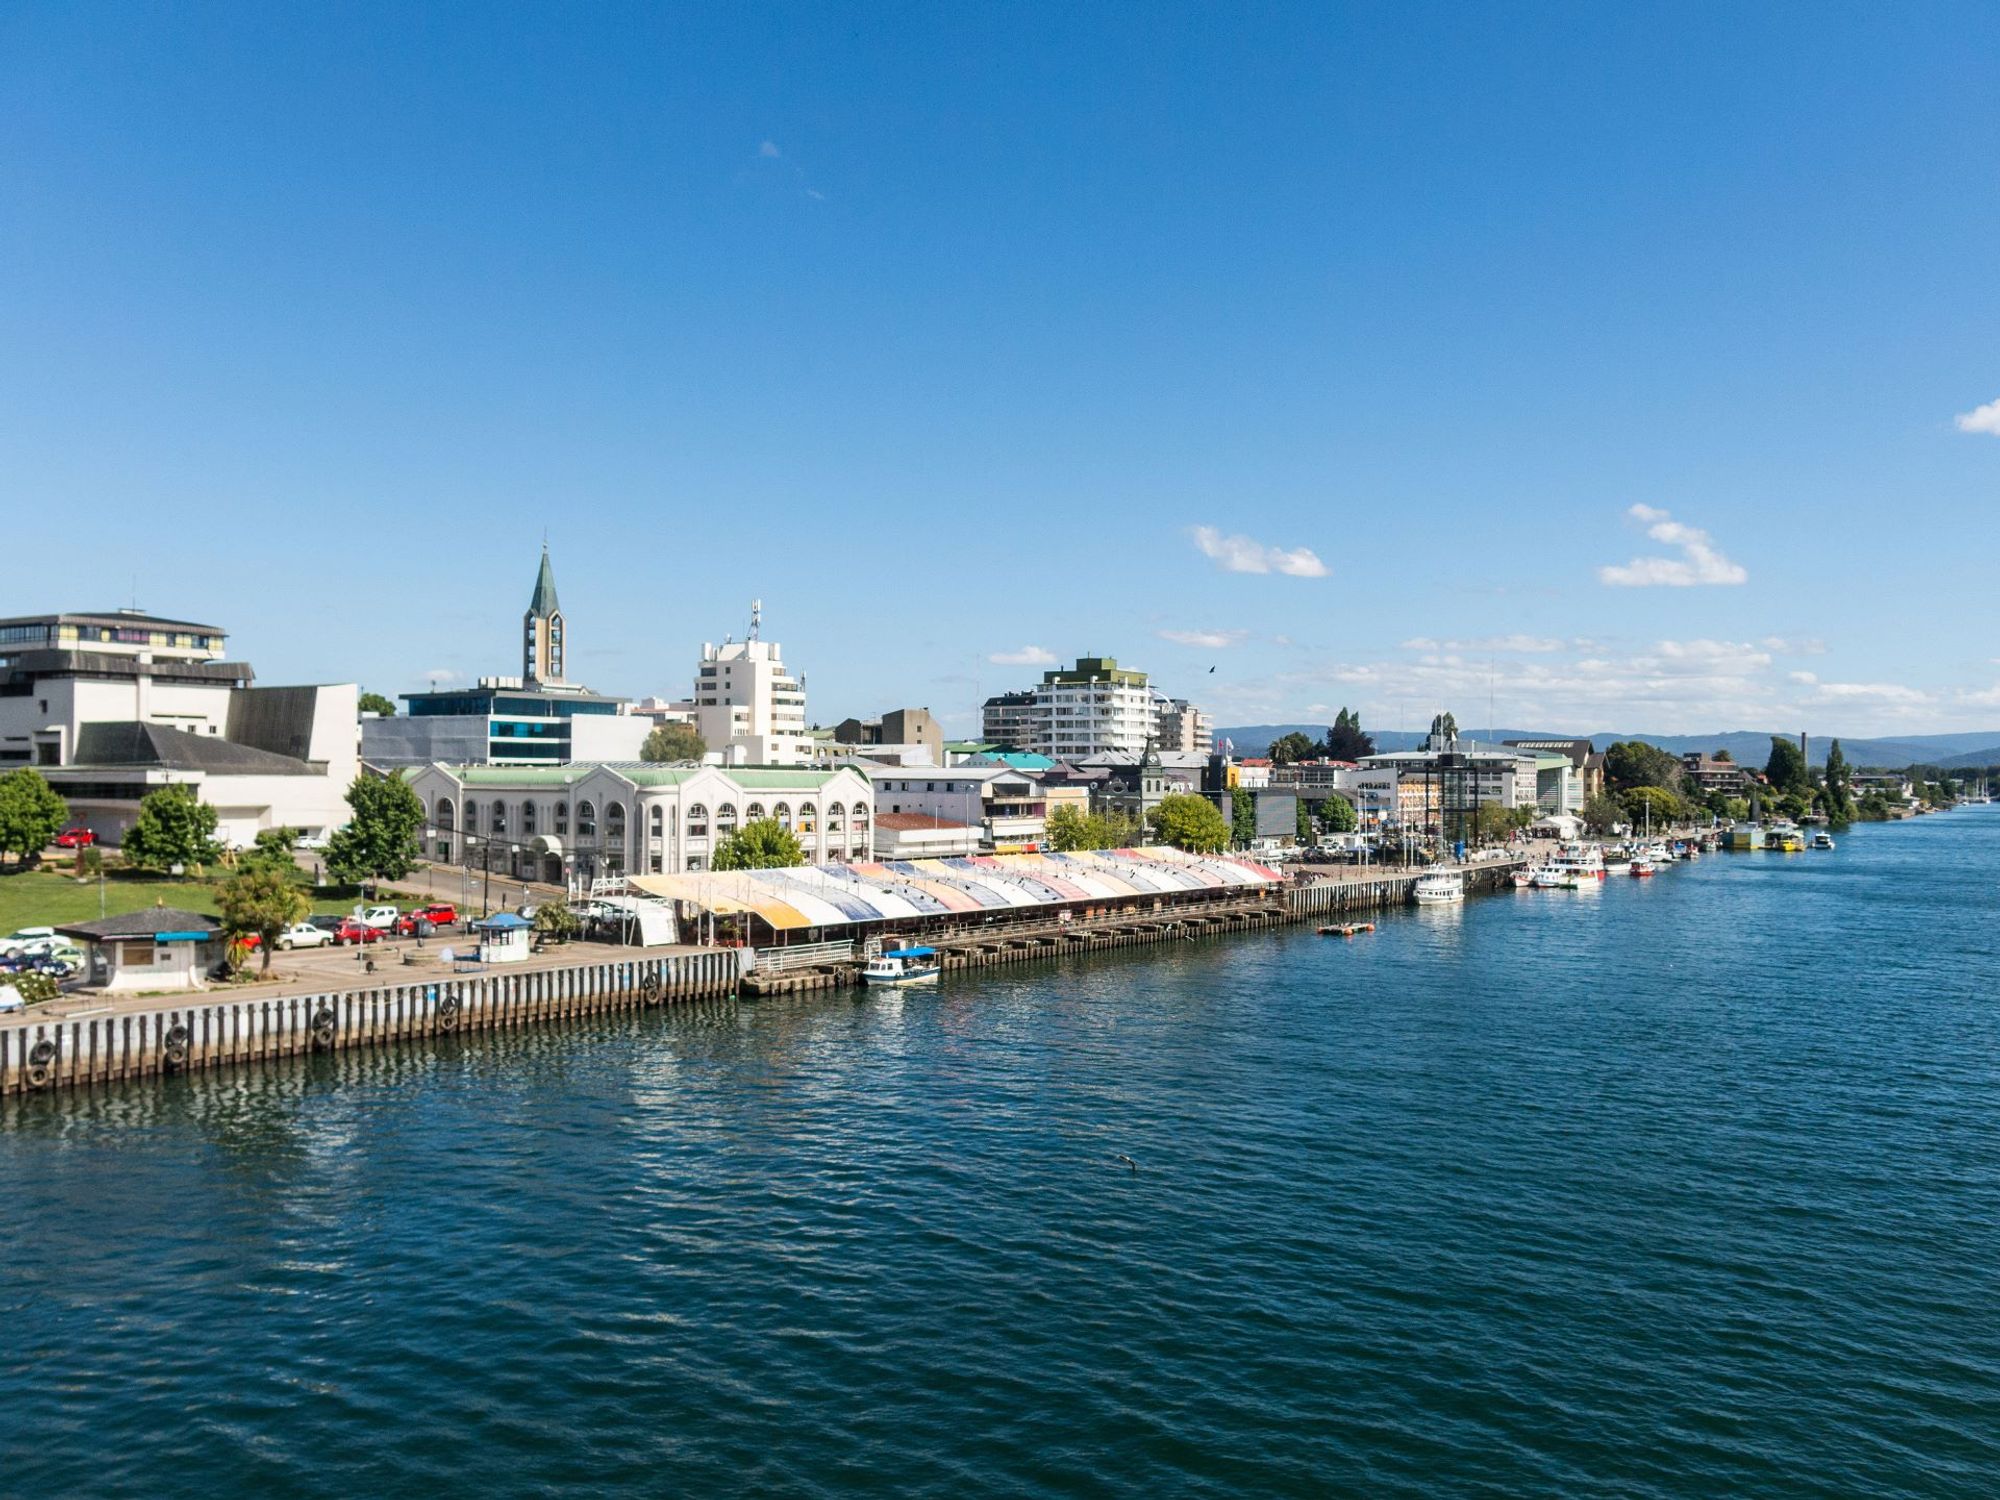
0 866 387 933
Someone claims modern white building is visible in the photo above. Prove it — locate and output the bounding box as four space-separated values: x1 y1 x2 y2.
981 656 1199 760
693 603 811 765
407 761 875 885
0 608 359 845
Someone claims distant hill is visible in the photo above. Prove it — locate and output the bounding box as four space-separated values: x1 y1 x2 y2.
1215 724 2000 770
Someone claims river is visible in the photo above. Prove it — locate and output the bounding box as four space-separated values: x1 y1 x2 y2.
4 810 1997 1497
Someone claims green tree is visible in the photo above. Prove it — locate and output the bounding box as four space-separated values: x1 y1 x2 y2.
1320 708 1375 761
1268 731 1317 765
357 691 397 717
1822 739 1854 824
1604 740 1683 793
0 767 69 868
1712 748 1733 762
1622 785 1685 831
122 784 220 872
641 722 708 763
1473 801 1515 843
1719 795 1751 822
1150 793 1230 854
216 862 309 975
1765 736 1811 795
1296 798 1312 843
325 772 425 888
1581 792 1625 834
1316 794 1358 833
246 827 300 869
533 898 580 943
712 817 805 870
1046 804 1092 851
1230 788 1257 847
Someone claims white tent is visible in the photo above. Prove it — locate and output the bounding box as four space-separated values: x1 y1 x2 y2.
1531 813 1584 839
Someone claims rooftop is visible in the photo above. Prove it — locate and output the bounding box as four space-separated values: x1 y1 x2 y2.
56 908 220 940
874 812 976 832
0 609 225 634
66 722 316 775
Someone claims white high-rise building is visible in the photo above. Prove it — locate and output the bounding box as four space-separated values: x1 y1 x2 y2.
693 602 811 765
1152 692 1215 755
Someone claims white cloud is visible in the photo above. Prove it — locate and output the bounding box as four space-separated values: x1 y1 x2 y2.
1157 628 1248 649
1789 671 1819 685
988 646 1056 667
1760 635 1827 655
1799 681 1932 705
1191 525 1329 578
759 140 781 158
1954 397 2000 435
422 668 460 686
1400 634 1565 654
1598 505 1748 587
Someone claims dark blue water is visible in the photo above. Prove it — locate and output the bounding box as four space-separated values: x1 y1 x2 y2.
5 813 1999 1497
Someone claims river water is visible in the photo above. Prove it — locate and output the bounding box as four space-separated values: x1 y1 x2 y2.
4 812 1998 1497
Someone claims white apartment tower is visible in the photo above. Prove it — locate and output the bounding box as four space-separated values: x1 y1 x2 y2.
693 601 811 765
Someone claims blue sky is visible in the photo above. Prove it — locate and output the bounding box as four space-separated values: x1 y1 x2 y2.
3 2 1997 737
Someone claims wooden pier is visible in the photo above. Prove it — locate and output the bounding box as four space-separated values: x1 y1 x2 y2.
1 858 1522 1096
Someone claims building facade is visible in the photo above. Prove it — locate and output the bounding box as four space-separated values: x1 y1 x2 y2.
872 765 1049 850
408 762 876 886
693 603 811 765
1152 693 1215 755
981 656 1207 760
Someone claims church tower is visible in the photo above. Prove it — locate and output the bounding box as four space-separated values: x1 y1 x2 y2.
524 545 565 684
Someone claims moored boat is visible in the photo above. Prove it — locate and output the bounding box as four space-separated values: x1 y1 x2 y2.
1812 832 1835 850
1412 871 1464 905
862 945 941 985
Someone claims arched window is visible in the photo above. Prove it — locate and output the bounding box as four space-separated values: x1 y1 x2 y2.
826 802 844 832
491 800 508 835
745 802 765 823
688 803 709 837
436 798 456 832
851 804 870 831
554 801 569 836
521 801 537 836
649 806 663 835
577 800 596 837
605 802 626 843
797 803 816 833
716 802 738 833
773 802 792 829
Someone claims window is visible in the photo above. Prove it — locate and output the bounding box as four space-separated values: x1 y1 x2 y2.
852 805 870 830
521 801 537 835
797 804 816 833
745 802 765 822
463 801 479 835
605 802 626 844
491 800 507 835
650 807 663 836
688 803 709 837
716 802 738 833
773 801 792 829
555 802 569 835
436 798 456 832
827 803 844 832
577 800 596 837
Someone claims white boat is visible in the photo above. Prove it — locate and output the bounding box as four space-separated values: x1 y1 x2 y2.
861 945 941 985
1413 871 1464 904
1541 842 1607 887
1812 832 1835 850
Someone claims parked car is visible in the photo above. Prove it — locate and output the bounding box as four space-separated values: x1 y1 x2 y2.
331 917 385 946
53 827 96 848
275 921 332 950
395 903 457 935
308 914 344 933
294 832 333 851
16 938 84 966
359 905 400 931
0 927 57 957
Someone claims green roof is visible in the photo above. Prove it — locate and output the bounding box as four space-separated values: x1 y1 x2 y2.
441 762 859 789
451 764 593 786
527 546 561 617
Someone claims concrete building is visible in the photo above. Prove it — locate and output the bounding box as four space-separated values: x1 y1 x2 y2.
366 549 647 768
56 908 222 994
1681 753 1751 796
407 761 876 885
1361 722 1538 842
873 812 982 860
0 608 359 845
832 707 944 765
981 657 1209 761
872 765 1049 850
693 602 811 765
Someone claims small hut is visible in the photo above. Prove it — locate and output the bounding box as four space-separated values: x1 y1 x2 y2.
55 908 223 993
472 912 533 964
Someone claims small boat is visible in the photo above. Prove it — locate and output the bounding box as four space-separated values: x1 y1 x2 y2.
861 946 941 985
1413 871 1464 905
1629 854 1655 877
1812 832 1835 850
1318 922 1375 937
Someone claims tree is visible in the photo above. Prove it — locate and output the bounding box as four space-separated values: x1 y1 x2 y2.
1822 739 1854 824
1230 788 1257 847
641 723 707 763
712 817 805 870
216 863 308 975
1604 740 1683 794
533 898 580 943
1316 794 1358 833
1150 793 1230 854
1320 708 1375 761
1712 748 1733 763
1473 801 1515 844
1047 805 1135 852
246 827 299 869
1268 731 1317 765
1581 793 1625 834
0 768 68 868
1622 785 1684 831
325 772 425 888
1296 798 1312 843
1765 736 1811 796
357 691 397 717
1719 796 1751 822
122 784 220 872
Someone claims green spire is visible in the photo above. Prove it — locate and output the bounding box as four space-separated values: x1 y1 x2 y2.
528 546 561 618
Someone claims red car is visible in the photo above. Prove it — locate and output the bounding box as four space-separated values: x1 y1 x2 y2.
331 917 385 946
395 903 458 935
54 827 96 848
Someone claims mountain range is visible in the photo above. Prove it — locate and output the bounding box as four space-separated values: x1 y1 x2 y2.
1213 725 2000 771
